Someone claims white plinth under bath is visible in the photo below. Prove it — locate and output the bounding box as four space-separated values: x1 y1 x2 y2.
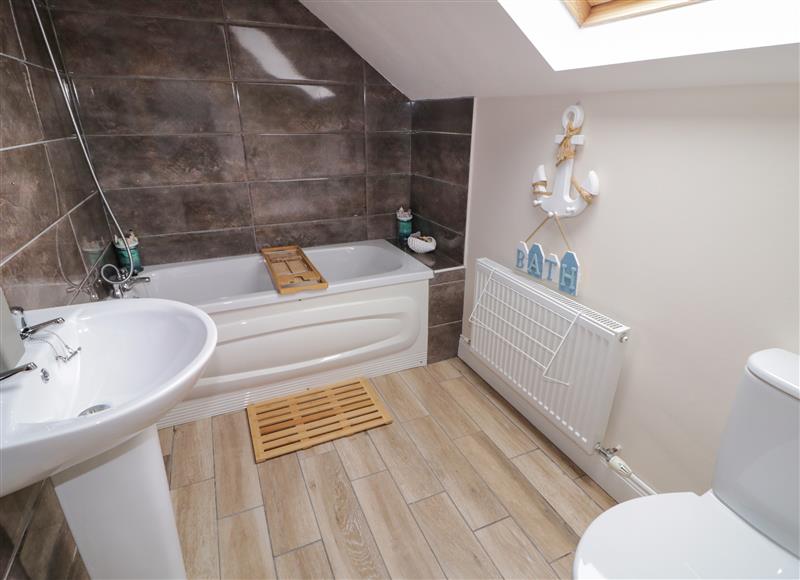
52 426 185 579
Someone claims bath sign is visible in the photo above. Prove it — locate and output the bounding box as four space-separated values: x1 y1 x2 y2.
515 104 599 297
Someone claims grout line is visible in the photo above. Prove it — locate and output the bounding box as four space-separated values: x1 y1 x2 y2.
102 173 406 192
0 49 57 74
296 450 337 577
0 134 76 153
411 172 470 190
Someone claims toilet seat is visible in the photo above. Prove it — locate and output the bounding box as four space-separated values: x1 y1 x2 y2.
574 491 800 579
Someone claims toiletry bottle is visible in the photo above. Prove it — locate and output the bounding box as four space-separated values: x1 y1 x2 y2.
396 207 413 248
114 230 143 274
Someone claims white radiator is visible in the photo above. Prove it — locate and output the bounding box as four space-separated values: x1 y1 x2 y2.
467 258 630 454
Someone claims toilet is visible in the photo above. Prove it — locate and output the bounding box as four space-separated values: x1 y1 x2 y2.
575 349 800 579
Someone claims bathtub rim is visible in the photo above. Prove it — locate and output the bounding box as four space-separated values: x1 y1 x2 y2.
138 239 434 314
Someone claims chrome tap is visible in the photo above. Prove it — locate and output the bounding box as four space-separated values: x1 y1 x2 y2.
19 317 65 340
107 271 151 299
0 362 37 382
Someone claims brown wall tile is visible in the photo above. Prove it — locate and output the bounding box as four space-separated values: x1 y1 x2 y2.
139 228 255 265
238 82 363 133
428 321 462 363
367 132 410 175
250 177 364 225
255 217 366 248
366 175 409 215
413 98 474 134
244 133 364 180
53 0 224 19
229 25 362 82
429 281 465 326
74 78 240 135
0 145 59 261
88 135 246 188
69 193 111 269
1 0 23 58
28 66 73 140
366 85 411 132
54 12 229 78
412 216 464 264
411 132 471 187
410 175 467 234
364 63 389 85
46 138 95 213
11 1 59 69
0 218 86 308
0 57 42 148
107 183 252 236
366 213 395 240
223 0 326 27
431 268 465 285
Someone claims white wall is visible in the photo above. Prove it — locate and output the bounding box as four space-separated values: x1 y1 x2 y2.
463 84 799 494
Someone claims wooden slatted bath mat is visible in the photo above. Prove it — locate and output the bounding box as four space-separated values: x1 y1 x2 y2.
246 378 393 462
260 245 328 295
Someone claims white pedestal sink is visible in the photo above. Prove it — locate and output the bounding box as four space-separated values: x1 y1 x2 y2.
0 299 217 579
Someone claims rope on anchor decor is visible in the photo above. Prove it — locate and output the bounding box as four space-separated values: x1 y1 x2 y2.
515 104 600 297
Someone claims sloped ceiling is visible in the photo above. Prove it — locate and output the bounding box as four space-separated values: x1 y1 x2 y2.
302 0 799 100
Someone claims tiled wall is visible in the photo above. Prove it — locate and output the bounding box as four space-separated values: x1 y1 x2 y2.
0 0 104 576
411 98 473 361
48 0 413 265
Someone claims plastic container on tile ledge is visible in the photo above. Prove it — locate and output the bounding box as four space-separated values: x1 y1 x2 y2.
396 206 413 248
114 230 143 274
408 232 436 254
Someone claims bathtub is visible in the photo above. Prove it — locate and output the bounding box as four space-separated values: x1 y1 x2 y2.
131 240 433 426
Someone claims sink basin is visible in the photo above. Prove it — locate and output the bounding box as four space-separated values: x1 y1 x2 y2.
1 298 216 495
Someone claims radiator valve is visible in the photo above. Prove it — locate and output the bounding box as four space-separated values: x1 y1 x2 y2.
596 444 633 478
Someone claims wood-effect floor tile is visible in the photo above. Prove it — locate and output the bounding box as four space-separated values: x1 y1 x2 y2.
158 427 174 456
576 475 616 511
218 508 276 580
368 422 443 503
455 432 578 562
301 451 389 579
475 518 556 580
513 450 602 536
449 357 585 479
399 367 479 439
404 416 507 530
441 377 535 458
258 453 320 556
171 418 214 489
275 542 333 580
334 432 386 480
352 471 444 579
171 479 219 580
410 493 501 580
296 442 335 460
212 411 262 517
550 552 575 579
370 374 428 422
427 359 462 382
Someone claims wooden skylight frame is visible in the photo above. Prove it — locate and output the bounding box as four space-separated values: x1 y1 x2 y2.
563 0 703 28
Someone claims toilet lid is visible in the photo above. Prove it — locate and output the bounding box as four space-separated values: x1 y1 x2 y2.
574 491 800 579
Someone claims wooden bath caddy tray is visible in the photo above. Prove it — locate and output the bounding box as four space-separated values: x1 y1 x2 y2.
246 378 393 462
260 245 328 295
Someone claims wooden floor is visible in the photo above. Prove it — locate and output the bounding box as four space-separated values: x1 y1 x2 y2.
159 358 616 580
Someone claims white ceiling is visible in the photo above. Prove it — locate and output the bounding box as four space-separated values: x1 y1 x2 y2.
302 0 800 100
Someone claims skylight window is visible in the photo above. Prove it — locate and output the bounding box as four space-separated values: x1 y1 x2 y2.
499 0 800 71
563 0 700 28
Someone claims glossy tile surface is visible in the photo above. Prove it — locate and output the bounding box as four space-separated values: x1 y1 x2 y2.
250 177 364 225
367 132 410 175
89 135 246 188
412 132 472 187
74 78 240 135
107 183 251 236
244 134 364 180
223 0 326 27
229 26 362 82
139 228 255 265
0 57 42 148
54 12 229 78
411 175 468 234
413 98 474 133
366 85 412 132
238 82 363 133
254 217 366 248
166 359 616 579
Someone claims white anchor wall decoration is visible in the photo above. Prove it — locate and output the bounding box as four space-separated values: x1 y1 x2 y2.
516 104 600 296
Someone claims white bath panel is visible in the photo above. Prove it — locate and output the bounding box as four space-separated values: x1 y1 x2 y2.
158 349 426 427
